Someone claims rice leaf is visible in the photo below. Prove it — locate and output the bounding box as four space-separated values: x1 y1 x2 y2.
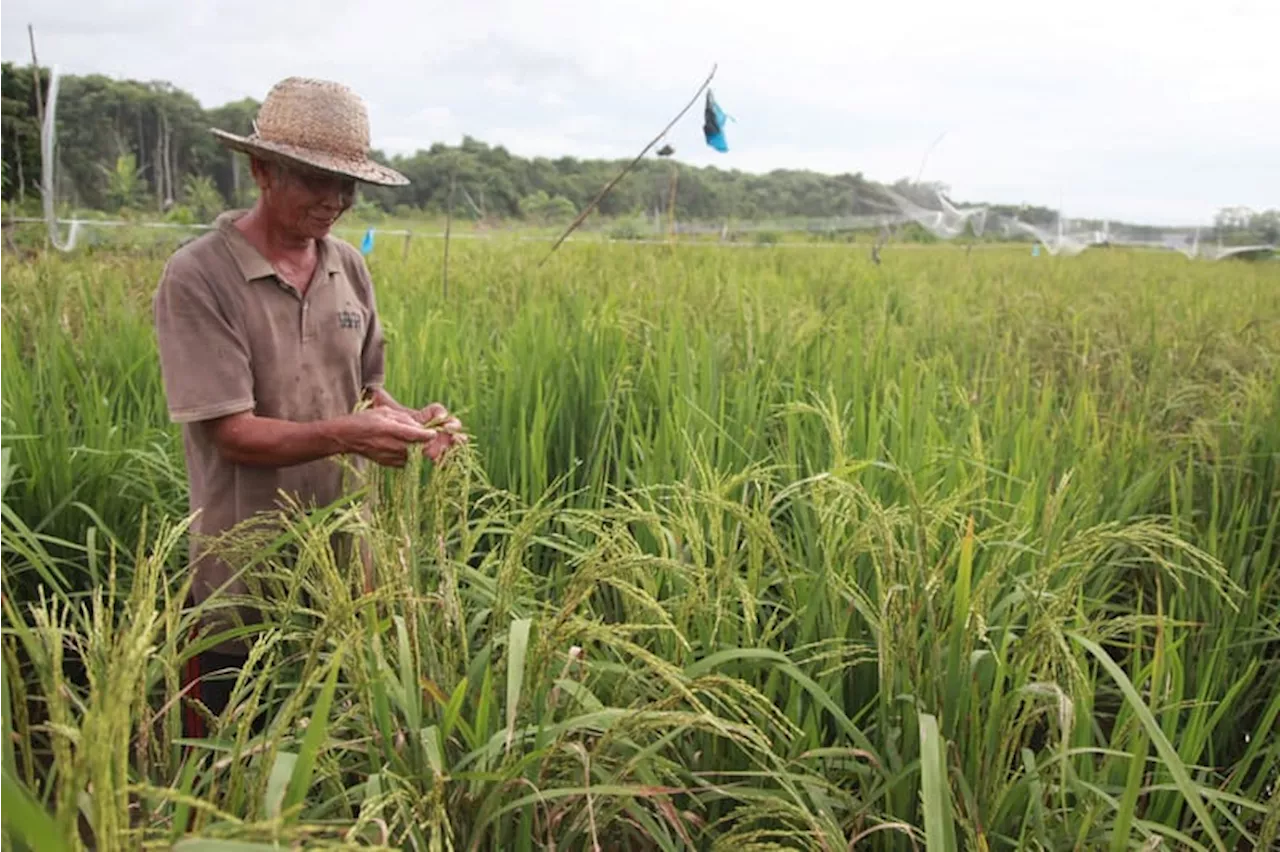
169 753 204 841
943 516 974 739
1 650 16 779
918 712 958 852
0 769 69 852
442 676 469 740
505 618 531 752
1072 632 1226 852
264 751 297 820
282 645 345 817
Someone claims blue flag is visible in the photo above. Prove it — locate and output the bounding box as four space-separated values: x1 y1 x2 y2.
704 90 729 153
360 227 375 255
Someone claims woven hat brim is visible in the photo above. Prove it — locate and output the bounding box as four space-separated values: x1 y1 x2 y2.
211 128 409 187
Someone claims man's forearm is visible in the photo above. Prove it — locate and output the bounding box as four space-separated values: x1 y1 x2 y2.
212 412 351 469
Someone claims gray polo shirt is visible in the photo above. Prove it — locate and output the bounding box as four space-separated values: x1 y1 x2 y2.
153 211 385 632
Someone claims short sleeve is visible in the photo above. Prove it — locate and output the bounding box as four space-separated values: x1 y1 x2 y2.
362 308 386 391
153 258 255 423
352 255 386 391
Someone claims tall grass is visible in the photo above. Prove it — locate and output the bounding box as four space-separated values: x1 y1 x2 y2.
2 240 1278 849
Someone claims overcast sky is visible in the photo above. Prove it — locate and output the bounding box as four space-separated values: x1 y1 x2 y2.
4 0 1277 226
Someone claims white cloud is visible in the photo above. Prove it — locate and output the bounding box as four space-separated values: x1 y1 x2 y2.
4 0 1277 224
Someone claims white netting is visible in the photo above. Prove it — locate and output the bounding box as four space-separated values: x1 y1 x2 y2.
880 188 989 240
41 66 79 252
1003 219 1091 256
856 188 1276 260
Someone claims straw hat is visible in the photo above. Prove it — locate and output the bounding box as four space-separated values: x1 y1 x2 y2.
211 77 409 187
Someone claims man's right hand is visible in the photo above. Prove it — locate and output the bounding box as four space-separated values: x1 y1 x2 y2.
338 407 438 468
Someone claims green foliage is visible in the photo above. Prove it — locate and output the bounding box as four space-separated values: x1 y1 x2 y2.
1 63 46 206
1 241 1278 850
17 69 227 212
165 204 196 225
99 153 146 212
519 190 577 225
182 174 223 221
608 216 649 241
1 769 72 852
349 198 384 224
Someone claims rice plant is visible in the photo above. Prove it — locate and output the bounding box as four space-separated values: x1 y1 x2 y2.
2 239 1277 850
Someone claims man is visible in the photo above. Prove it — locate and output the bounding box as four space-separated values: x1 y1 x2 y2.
153 77 464 736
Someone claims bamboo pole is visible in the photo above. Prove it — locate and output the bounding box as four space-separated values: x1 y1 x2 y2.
27 26 44 139
539 63 717 266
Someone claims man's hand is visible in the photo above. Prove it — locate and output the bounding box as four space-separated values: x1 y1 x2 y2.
338 407 439 468
368 388 468 464
413 402 468 463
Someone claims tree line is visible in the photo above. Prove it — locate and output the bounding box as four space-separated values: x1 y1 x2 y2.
3 63 1276 244
0 63 1059 229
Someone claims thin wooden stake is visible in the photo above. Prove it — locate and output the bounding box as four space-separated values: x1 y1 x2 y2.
27 26 45 138
539 63 717 266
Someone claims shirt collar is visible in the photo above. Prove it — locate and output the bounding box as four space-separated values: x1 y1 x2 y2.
216 210 342 282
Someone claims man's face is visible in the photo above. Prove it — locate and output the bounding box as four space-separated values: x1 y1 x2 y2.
257 160 357 240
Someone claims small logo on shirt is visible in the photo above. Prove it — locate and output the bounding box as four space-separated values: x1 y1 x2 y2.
338 310 362 330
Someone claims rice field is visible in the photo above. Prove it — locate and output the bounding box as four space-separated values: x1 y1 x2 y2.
1 238 1278 851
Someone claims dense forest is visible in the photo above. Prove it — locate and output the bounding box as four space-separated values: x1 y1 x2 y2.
3 63 1277 242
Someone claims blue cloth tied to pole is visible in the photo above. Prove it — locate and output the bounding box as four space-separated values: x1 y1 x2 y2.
704 90 730 153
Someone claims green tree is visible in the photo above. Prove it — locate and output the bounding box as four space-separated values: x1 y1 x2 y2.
181 173 223 221
100 153 145 212
206 97 259 205
519 190 551 221
519 190 576 225
544 195 576 223
1 63 47 208
1253 210 1279 243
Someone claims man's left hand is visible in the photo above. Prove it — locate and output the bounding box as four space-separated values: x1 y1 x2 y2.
414 402 468 463
370 389 468 463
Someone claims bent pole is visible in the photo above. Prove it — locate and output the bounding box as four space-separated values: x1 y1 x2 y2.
539 63 718 267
